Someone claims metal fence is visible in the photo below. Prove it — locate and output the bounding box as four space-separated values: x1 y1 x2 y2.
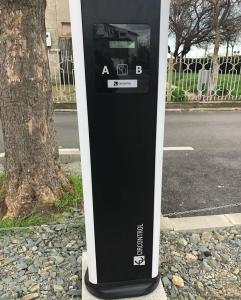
48 50 76 103
48 50 241 103
167 55 241 102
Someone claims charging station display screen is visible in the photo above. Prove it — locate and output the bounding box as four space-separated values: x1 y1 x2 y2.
109 41 136 49
94 24 151 93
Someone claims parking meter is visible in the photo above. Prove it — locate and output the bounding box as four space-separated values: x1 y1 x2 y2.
70 0 170 298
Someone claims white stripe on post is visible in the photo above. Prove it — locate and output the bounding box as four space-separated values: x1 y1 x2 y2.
152 0 171 278
69 0 98 284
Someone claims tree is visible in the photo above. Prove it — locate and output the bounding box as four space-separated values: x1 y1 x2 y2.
208 0 241 93
221 7 241 58
169 0 213 58
0 0 71 218
169 0 241 59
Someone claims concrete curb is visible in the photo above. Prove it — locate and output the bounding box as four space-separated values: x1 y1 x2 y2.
0 214 239 233
160 213 241 232
0 149 81 164
53 101 241 112
0 147 194 164
54 107 241 112
82 252 167 300
55 109 77 112
166 107 241 112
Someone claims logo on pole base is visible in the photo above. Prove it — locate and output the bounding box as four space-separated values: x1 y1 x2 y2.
134 256 145 266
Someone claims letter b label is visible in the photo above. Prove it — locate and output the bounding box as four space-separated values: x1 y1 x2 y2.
136 66 143 75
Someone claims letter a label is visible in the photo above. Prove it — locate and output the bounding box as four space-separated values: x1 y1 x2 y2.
102 66 110 75
136 66 143 75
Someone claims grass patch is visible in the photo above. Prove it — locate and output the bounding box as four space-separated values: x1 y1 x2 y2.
0 173 4 188
54 174 83 211
0 173 83 229
0 213 65 229
173 72 241 98
52 84 76 103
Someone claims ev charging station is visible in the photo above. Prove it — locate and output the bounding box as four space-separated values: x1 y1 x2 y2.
70 0 170 298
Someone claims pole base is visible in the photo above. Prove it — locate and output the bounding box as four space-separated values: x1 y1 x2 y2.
85 270 160 299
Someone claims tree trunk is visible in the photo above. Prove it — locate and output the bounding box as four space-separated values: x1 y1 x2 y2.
226 40 229 59
231 45 234 57
209 1 221 94
0 0 71 218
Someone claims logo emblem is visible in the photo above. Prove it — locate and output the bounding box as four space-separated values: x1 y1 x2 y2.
117 64 128 76
134 256 145 266
114 81 119 86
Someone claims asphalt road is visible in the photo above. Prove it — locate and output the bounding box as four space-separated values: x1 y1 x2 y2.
1 111 241 217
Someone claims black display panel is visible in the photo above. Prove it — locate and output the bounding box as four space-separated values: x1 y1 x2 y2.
94 24 151 93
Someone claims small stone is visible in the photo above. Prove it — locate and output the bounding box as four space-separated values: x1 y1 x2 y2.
196 297 205 300
70 275 79 281
0 294 11 300
50 272 57 278
22 293 39 300
162 276 171 287
2 258 15 267
189 268 199 275
17 262 28 270
53 285 64 292
42 266 52 272
215 243 223 250
77 256 82 264
185 253 197 261
0 284 3 291
178 238 188 247
56 278 64 285
171 266 178 272
171 251 181 257
190 233 200 244
233 268 240 275
216 233 225 242
220 254 229 263
201 231 213 242
32 246 38 252
66 240 76 248
188 295 195 300
199 245 209 253
172 275 184 287
202 261 212 272
30 285 40 293
203 250 212 257
24 280 34 288
52 256 65 264
68 289 81 296
196 281 204 292
54 225 63 231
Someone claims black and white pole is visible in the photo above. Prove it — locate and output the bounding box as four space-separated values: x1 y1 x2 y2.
69 0 170 298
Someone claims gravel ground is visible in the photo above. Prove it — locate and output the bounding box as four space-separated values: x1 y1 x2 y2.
0 224 240 299
160 228 241 300
0 224 85 300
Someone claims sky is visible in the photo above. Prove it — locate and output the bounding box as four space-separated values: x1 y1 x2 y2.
168 38 241 58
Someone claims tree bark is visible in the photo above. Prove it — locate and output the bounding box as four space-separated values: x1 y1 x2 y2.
226 40 229 59
0 0 71 217
209 0 221 94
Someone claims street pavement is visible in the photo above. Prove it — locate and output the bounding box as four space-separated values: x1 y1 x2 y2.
1 111 241 216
